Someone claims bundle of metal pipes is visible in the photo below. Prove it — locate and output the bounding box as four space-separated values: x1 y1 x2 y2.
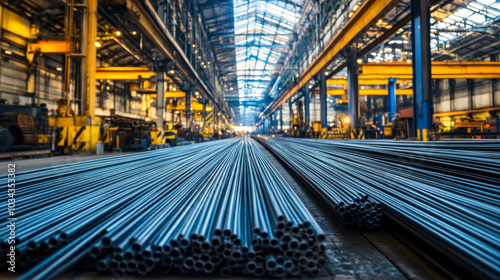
1 136 325 279
255 137 383 229
257 137 500 279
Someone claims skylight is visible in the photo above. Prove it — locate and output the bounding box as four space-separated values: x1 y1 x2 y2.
232 0 303 125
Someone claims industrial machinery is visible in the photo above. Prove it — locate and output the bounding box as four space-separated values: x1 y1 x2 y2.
290 100 307 137
0 100 50 153
99 116 157 152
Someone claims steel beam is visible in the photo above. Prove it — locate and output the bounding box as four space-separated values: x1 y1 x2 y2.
156 71 166 130
347 51 359 130
95 67 156 80
320 72 327 128
258 0 402 125
279 106 283 130
28 40 66 54
359 62 500 78
328 78 412 86
411 0 432 141
314 88 413 95
85 0 97 117
388 78 398 123
304 86 310 130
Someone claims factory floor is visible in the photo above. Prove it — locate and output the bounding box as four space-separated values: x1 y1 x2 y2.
0 151 134 175
2 143 447 280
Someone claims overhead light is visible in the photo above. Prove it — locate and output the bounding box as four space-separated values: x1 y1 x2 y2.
201 62 205 65
325 71 329 75
198 56 201 59
195 91 200 96
344 117 350 123
357 59 363 64
192 44 196 48
4 50 12 55
230 87 234 90
169 69 175 74
203 65 207 68
95 42 101 47
378 19 383 23
207 62 210 65
194 50 198 53
115 31 121 36
131 31 137 35
172 87 177 91
308 85 312 89
361 86 365 89
56 67 63 71
407 59 412 63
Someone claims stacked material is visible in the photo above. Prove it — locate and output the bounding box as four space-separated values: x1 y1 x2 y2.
257 137 500 280
256 137 383 229
1 136 325 279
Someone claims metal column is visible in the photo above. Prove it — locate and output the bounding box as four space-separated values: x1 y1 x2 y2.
388 78 398 123
319 72 327 128
279 106 283 130
156 72 166 130
411 0 432 141
85 0 97 117
202 100 207 131
449 79 456 111
304 86 310 130
347 50 359 130
491 54 497 107
288 99 293 128
270 114 274 133
185 90 192 130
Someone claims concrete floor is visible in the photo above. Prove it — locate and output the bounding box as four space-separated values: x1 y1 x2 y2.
1 143 443 279
0 152 134 175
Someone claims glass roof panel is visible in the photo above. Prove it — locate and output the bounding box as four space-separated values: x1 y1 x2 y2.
233 0 304 124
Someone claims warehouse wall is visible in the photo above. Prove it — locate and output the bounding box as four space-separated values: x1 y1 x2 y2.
434 78 499 113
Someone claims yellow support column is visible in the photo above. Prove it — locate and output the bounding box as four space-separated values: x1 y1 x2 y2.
85 0 97 117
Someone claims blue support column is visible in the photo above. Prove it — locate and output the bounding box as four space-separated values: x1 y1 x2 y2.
304 86 310 130
270 114 274 133
319 71 327 128
411 0 432 141
279 106 283 130
388 78 398 123
347 49 359 130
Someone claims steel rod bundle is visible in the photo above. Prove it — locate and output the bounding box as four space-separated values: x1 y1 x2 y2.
255 137 382 229
257 136 500 279
1 136 325 279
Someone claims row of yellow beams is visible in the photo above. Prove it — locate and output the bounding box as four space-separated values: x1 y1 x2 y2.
314 88 413 95
261 0 402 122
359 62 500 79
327 78 412 86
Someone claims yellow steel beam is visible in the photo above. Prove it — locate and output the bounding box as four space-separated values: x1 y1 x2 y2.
433 107 500 117
327 78 412 86
165 91 186 98
28 40 66 53
166 104 211 111
260 0 401 123
85 0 97 117
95 67 156 80
314 88 413 95
359 62 500 79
